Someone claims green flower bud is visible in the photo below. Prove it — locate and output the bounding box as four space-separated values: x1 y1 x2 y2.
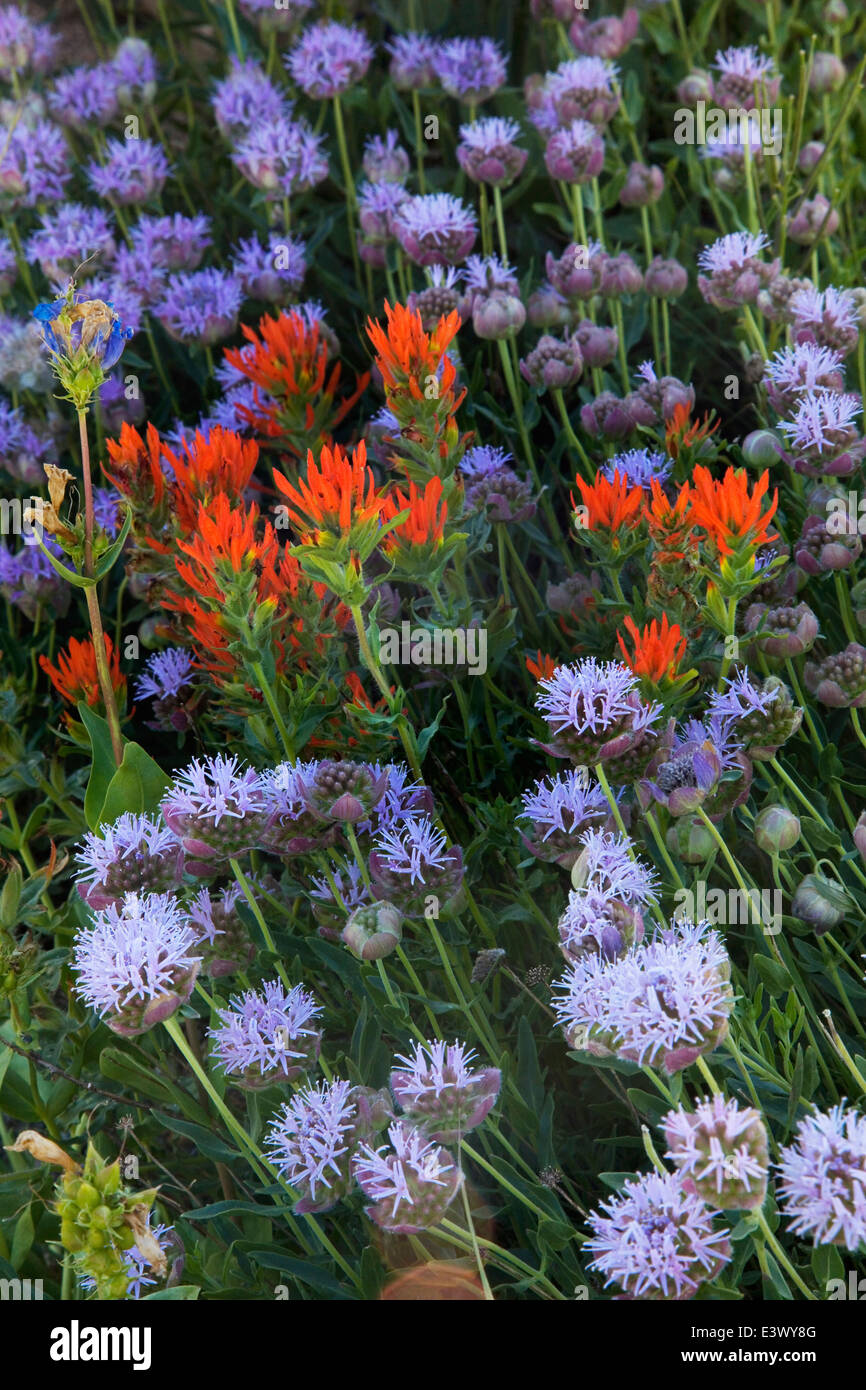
754 804 801 853
666 816 716 864
791 873 852 935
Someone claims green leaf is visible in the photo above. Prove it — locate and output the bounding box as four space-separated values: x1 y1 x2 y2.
155 1112 241 1164
92 505 133 581
35 538 94 589
811 1243 845 1293
761 1249 794 1300
248 1251 353 1299
78 703 120 832
598 1172 635 1192
141 1284 201 1300
188 1200 284 1221
752 954 791 995
10 1203 34 1270
98 742 171 824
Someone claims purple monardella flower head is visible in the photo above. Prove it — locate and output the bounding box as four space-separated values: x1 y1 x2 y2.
86 138 170 204
640 718 728 818
554 917 734 1073
71 891 201 1037
265 1078 373 1213
130 213 211 272
777 389 863 469
135 646 195 703
531 56 620 131
544 117 605 183
519 767 609 866
390 1039 501 1142
210 979 322 1088
212 57 290 138
460 444 514 477
707 671 780 730
0 537 67 616
0 399 57 484
535 658 662 778
603 448 672 489
586 1170 732 1300
352 1120 463 1233
76 812 184 911
233 232 306 302
777 1103 866 1249
559 827 658 959
93 487 121 535
763 341 845 414
0 230 14 290
24 202 117 283
369 815 463 918
712 45 779 109
456 116 527 187
109 36 158 105
664 1095 770 1210
362 129 410 184
357 180 408 257
697 230 772 280
354 762 435 837
461 253 520 303
310 861 370 919
232 114 328 198
0 119 72 208
789 285 860 356
47 64 119 130
386 32 439 90
155 268 242 347
433 36 506 104
160 754 273 863
286 21 373 98
393 193 478 268
0 4 38 73
298 759 389 824
186 881 255 977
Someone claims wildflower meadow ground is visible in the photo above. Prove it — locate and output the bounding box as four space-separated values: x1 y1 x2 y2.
1 0 866 1343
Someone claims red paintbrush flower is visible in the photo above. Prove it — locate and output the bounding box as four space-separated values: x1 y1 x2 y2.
40 634 126 711
644 478 695 563
617 614 687 684
664 402 720 460
224 309 369 455
104 421 166 508
366 301 466 464
381 476 447 550
167 426 259 534
527 650 558 681
572 471 645 541
274 440 388 542
685 465 778 558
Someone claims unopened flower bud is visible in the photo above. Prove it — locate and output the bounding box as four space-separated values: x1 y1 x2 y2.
473 289 526 339
574 317 618 367
665 816 716 864
787 195 840 246
620 161 664 207
798 141 825 173
677 69 713 104
742 429 785 468
754 804 801 853
744 601 819 658
804 642 866 707
791 873 852 935
342 901 403 961
809 51 846 94
644 256 688 299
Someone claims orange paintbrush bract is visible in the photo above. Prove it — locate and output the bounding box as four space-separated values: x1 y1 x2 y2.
572 470 645 533
40 634 126 710
686 465 778 557
166 427 259 534
664 402 720 459
381 476 447 550
274 440 387 539
366 301 461 396
527 650 558 681
617 614 687 683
